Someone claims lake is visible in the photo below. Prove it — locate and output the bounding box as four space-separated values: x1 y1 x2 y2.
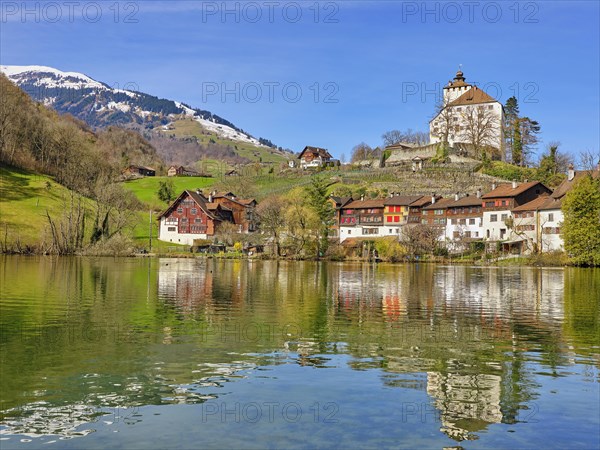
0 257 598 449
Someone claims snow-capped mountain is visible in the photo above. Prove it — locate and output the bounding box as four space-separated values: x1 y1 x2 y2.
0 65 268 147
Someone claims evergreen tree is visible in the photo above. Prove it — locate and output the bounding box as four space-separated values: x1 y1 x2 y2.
561 174 600 266
512 119 523 165
157 179 175 204
504 96 520 161
306 177 334 257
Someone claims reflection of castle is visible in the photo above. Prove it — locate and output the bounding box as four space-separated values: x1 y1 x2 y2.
427 371 503 442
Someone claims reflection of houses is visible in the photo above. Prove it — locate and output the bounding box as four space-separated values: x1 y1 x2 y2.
298 146 335 169
158 259 214 315
427 371 503 442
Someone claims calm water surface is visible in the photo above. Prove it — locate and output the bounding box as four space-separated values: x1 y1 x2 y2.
0 257 599 449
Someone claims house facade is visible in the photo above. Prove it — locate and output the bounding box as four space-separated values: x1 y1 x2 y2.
298 146 334 169
157 190 255 245
338 199 385 242
384 194 423 225
511 195 563 253
510 164 600 253
167 165 202 177
125 165 155 177
207 191 258 233
481 181 551 246
444 194 484 250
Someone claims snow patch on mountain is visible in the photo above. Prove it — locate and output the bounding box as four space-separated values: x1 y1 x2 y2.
1 65 106 90
1 65 268 147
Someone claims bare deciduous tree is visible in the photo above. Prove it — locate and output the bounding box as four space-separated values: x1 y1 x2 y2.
382 129 429 147
460 105 501 161
256 195 285 256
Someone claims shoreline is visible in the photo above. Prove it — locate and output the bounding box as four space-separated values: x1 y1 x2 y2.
1 251 575 268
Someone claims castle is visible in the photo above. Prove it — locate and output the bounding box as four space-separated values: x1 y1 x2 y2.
385 69 505 166
429 69 504 156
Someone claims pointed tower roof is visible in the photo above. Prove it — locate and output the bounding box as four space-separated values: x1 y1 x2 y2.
444 67 471 89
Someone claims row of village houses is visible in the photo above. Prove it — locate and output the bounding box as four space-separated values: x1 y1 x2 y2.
157 165 598 253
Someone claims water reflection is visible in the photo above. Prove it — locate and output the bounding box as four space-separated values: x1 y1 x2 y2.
0 257 598 447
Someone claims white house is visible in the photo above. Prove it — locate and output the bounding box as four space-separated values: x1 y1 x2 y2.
430 69 504 156
510 164 600 252
481 181 552 251
511 195 563 253
443 193 484 251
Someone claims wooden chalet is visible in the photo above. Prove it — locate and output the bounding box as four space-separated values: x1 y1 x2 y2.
298 146 334 169
157 190 238 245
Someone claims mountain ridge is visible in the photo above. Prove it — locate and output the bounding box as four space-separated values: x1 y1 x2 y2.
1 65 278 150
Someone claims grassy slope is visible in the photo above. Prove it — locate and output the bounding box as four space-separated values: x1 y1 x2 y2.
0 165 187 251
122 176 215 209
159 118 290 164
0 165 95 245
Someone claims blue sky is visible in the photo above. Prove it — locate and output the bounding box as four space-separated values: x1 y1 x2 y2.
2 1 599 161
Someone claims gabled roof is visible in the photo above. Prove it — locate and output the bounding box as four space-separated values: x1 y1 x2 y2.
344 199 385 209
157 190 220 220
552 168 600 199
211 191 256 208
481 181 549 199
384 142 419 151
448 86 498 107
422 197 455 210
512 195 562 212
409 195 440 208
446 195 483 208
384 195 423 206
299 146 332 160
330 196 353 208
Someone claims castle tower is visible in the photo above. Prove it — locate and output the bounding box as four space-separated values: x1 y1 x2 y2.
443 68 472 104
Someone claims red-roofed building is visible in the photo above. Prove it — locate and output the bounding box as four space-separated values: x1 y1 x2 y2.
157 190 254 245
429 69 504 155
338 198 385 242
481 180 551 245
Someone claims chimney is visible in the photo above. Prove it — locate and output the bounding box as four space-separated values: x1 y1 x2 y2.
208 192 213 202
512 179 517 189
196 189 202 196
389 192 394 198
395 192 400 197
454 192 459 201
476 188 482 199
491 182 497 191
431 193 436 204
360 194 365 201
568 164 575 181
